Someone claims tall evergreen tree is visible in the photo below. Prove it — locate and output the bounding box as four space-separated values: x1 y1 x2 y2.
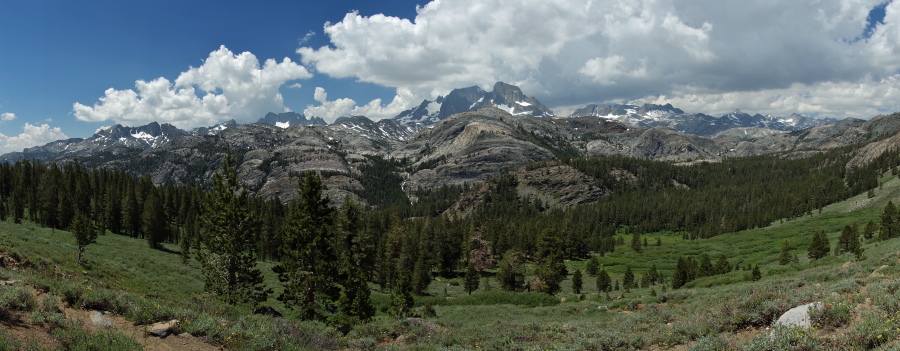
388 274 414 318
197 153 268 305
142 191 168 249
464 263 480 295
596 269 611 292
623 267 635 289
497 250 524 292
571 269 583 294
864 220 877 240
334 197 374 326
714 255 730 274
631 232 642 253
70 211 96 265
808 231 830 260
647 264 660 284
585 255 599 276
836 225 861 256
274 172 338 321
778 240 792 265
880 201 897 240
673 257 689 289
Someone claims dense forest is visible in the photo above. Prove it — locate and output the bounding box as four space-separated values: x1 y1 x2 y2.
1 143 899 326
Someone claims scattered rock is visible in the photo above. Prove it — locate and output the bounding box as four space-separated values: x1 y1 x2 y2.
775 302 822 329
562 323 576 332
838 261 854 270
148 320 179 338
90 311 113 329
0 280 23 286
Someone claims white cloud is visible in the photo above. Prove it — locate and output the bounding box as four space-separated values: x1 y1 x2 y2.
303 87 416 122
287 83 303 89
0 123 68 154
73 45 312 129
629 75 900 119
0 112 15 122
298 0 900 117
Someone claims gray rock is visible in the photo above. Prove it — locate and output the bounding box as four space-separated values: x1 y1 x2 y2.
775 302 822 328
148 319 179 337
90 311 113 329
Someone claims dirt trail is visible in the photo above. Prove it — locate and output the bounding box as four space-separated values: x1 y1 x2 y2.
1 283 219 351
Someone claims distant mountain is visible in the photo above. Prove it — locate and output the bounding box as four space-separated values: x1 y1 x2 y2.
0 122 189 163
257 112 326 128
394 82 554 125
329 116 419 142
570 104 838 136
190 119 236 136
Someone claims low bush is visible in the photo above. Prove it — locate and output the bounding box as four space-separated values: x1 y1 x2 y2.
810 300 852 329
52 320 142 351
416 290 560 308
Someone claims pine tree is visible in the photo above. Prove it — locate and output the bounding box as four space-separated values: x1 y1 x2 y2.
596 269 611 292
656 237 662 246
808 231 830 260
585 256 598 276
631 232 642 253
275 172 338 320
70 211 96 266
647 264 659 284
673 257 689 289
697 253 713 277
334 198 374 326
778 240 792 265
714 254 730 274
532 230 567 295
572 269 583 294
142 191 168 249
751 265 761 281
388 274 414 318
197 153 268 306
623 267 635 289
880 201 897 240
864 220 876 240
497 250 524 292
836 225 860 256
464 263 480 295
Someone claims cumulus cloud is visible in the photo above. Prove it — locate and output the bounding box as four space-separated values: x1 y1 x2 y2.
73 45 312 128
0 112 15 122
0 123 68 154
303 87 417 122
298 0 900 117
630 76 900 119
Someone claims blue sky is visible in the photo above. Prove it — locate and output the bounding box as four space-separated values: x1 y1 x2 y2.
2 0 900 154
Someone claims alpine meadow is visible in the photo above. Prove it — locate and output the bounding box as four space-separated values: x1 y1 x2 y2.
5 1 900 350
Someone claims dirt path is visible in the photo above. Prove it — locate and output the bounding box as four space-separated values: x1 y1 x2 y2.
0 283 220 351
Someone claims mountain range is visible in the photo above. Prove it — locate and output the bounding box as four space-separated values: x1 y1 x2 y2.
0 82 887 207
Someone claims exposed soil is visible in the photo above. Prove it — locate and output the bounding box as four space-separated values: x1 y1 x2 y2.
0 283 219 351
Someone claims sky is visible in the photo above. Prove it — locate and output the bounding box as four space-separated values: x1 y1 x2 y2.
1 0 899 154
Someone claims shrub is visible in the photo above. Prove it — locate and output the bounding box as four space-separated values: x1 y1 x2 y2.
688 334 729 351
0 329 19 351
52 320 142 351
809 300 852 329
28 295 65 329
0 284 35 318
416 291 559 308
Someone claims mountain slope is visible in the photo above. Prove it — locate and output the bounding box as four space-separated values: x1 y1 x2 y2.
571 103 838 136
393 82 554 125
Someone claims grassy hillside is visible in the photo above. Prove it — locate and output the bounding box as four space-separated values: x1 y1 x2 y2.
1 173 900 349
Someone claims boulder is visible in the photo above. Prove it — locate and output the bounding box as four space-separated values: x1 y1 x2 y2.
90 311 113 329
775 302 822 329
148 320 179 337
